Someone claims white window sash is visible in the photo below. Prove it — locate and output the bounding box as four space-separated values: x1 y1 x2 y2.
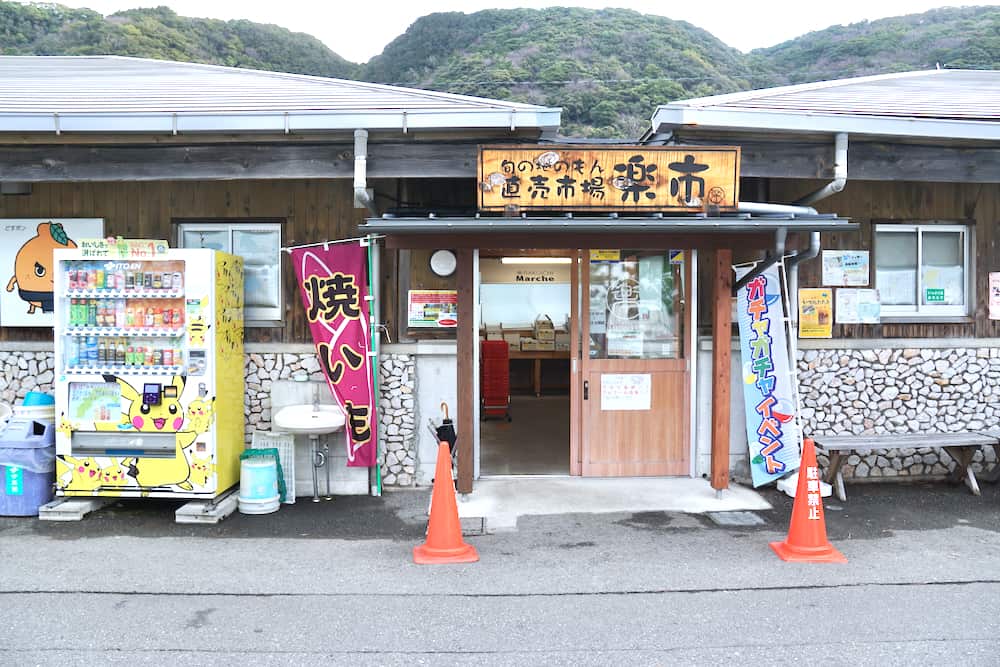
177 222 283 324
876 223 970 318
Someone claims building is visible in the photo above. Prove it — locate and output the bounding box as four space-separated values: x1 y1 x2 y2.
0 55 561 495
646 69 1000 483
4 57 992 500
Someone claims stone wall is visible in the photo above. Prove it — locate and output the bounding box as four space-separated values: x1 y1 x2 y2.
245 351 418 487
0 348 419 489
378 354 417 487
798 347 1000 479
0 350 55 404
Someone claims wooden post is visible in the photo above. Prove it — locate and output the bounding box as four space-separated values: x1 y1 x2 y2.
711 248 733 491
456 248 475 494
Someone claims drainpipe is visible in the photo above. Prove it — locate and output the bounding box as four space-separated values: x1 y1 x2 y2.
794 133 848 206
354 129 378 215
784 231 821 333
732 226 786 295
737 201 817 216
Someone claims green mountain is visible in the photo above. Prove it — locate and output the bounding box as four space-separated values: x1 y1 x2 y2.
0 3 360 79
363 8 762 137
751 6 1000 85
2 3 998 137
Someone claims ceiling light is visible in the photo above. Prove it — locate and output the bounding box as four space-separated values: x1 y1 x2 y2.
500 257 572 265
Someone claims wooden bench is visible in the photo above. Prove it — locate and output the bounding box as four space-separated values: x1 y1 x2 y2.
813 432 1000 502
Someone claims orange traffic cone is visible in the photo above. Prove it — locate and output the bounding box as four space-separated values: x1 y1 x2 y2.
413 441 479 564
770 437 847 563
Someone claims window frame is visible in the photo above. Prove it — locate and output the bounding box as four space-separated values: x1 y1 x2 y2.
174 219 284 326
874 221 973 319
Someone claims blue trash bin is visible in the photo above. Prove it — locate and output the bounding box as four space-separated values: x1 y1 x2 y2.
0 418 56 516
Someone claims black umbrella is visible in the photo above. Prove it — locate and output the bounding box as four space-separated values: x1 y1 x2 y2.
437 401 457 456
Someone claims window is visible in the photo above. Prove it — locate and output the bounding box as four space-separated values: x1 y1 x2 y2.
176 220 283 324
874 223 971 318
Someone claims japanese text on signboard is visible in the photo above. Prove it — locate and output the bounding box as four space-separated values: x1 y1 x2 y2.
291 245 377 466
746 275 787 477
478 146 739 212
734 264 801 488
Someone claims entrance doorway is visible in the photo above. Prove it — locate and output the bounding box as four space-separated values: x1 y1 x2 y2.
478 251 574 475
475 248 690 478
579 249 691 476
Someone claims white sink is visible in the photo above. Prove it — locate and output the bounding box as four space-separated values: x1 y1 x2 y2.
273 404 346 435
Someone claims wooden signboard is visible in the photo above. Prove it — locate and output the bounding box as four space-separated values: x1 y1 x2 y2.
478 145 740 213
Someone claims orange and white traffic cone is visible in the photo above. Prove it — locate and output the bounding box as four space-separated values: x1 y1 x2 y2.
413 441 479 565
770 437 847 563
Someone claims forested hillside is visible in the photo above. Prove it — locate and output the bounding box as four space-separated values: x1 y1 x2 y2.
3 2 998 137
0 3 360 79
751 6 1000 84
363 8 761 137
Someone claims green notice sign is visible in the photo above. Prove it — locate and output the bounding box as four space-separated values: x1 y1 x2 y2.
925 288 946 303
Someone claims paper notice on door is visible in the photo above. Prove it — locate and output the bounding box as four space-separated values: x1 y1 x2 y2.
600 373 651 411
990 273 1000 320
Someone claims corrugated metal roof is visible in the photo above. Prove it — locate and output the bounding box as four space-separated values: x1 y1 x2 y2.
0 56 561 134
651 70 1000 140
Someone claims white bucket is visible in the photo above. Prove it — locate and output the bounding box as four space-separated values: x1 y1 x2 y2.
238 457 280 515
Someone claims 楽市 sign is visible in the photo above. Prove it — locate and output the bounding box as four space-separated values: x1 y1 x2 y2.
478 146 740 212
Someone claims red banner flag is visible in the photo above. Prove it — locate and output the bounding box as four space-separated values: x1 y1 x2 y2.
290 243 376 467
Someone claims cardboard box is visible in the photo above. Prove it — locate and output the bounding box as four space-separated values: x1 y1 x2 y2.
485 326 503 341
522 338 555 351
503 332 521 352
520 338 541 351
534 314 554 340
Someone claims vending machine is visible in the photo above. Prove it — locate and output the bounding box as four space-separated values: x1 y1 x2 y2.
52 247 244 499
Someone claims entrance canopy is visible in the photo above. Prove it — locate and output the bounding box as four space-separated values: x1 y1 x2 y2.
361 214 856 248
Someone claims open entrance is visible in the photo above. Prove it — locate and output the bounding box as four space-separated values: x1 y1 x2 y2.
475 248 691 478
478 251 573 475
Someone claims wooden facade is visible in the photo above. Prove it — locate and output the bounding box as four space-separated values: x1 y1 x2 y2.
779 179 1000 340
0 179 366 343
699 178 1000 340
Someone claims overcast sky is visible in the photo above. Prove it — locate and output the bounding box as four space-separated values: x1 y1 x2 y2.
49 0 993 64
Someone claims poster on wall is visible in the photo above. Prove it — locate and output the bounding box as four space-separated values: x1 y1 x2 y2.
989 273 1000 320
798 288 833 338
835 288 881 324
1 218 104 327
822 250 870 286
734 264 801 487
600 373 651 411
407 290 458 328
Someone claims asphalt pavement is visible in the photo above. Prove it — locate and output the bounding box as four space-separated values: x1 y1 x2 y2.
2 479 999 665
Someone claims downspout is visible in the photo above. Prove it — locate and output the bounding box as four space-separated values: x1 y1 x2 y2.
354 129 378 216
795 132 848 206
733 131 849 293
732 226 786 295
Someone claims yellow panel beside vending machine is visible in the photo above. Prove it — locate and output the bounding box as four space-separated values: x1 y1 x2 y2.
52 247 244 499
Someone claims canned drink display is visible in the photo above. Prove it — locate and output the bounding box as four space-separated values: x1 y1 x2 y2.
144 272 153 289
173 272 183 290
162 272 172 290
